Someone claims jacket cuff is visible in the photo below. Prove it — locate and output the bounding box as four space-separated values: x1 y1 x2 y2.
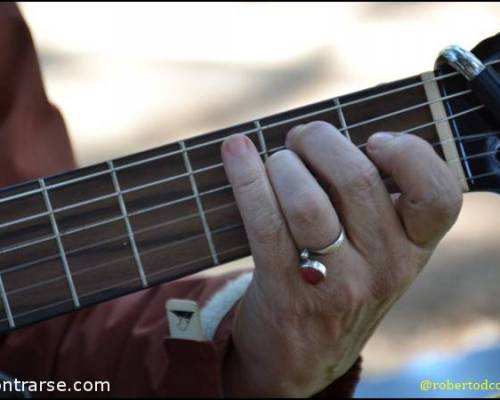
162 302 241 397
163 271 362 397
163 272 251 397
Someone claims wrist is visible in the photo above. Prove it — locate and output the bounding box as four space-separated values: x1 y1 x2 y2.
222 303 340 397
223 343 353 397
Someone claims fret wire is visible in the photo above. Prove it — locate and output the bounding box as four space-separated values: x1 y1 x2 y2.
6 247 138 297
254 120 269 160
128 183 231 217
453 148 499 163
334 97 351 141
0 274 15 328
6 221 245 298
107 160 148 288
179 141 219 265
0 240 251 325
266 143 500 168
3 58 500 209
2 200 238 279
406 105 484 134
262 69 462 132
441 76 474 183
0 103 493 258
344 88 471 132
63 185 232 241
1 162 498 306
39 179 80 308
425 130 498 147
464 170 498 180
0 182 234 256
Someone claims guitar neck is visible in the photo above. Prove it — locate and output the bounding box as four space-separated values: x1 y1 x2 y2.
0 65 497 335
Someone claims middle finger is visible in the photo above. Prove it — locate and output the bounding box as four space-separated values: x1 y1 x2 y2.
286 121 400 255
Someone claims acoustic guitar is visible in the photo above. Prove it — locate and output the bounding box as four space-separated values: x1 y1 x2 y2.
0 33 499 336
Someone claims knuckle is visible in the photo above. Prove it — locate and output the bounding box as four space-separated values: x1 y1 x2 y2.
391 134 433 164
394 133 432 151
303 120 334 133
336 280 365 311
252 208 286 245
410 184 463 224
286 120 335 148
369 267 405 302
301 121 335 144
433 189 462 222
368 245 425 302
231 165 262 194
342 162 380 193
265 149 293 167
287 192 330 228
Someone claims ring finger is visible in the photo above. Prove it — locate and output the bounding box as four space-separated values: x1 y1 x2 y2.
266 149 340 252
266 150 372 296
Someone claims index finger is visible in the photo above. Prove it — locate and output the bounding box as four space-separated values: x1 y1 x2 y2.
221 134 297 276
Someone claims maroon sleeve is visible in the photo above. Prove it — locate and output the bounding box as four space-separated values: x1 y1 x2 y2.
0 2 75 188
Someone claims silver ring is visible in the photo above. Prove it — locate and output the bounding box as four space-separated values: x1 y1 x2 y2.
299 227 345 284
308 227 345 256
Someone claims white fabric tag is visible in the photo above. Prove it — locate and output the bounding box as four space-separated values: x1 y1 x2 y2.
166 299 205 341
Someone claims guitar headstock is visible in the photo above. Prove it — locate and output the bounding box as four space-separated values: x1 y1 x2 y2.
437 33 500 194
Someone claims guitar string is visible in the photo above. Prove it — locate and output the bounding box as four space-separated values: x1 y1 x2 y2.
0 157 498 318
0 86 475 206
0 121 492 234
3 156 500 301
0 127 496 260
1 58 500 207
1 135 498 287
1 144 498 297
5 201 239 289
0 69 499 317
0 240 251 324
0 103 496 257
1 166 498 324
0 86 492 233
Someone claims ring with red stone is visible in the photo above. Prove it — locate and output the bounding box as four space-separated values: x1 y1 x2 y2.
299 227 345 285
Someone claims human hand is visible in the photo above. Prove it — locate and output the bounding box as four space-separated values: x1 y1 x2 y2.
220 121 462 397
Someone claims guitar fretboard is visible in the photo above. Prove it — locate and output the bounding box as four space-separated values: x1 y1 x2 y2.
0 69 480 334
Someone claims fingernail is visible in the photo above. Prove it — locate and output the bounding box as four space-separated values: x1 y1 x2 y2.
222 134 252 157
285 124 305 148
367 132 396 152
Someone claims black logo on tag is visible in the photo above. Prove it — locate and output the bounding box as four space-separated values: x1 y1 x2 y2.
171 310 194 332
